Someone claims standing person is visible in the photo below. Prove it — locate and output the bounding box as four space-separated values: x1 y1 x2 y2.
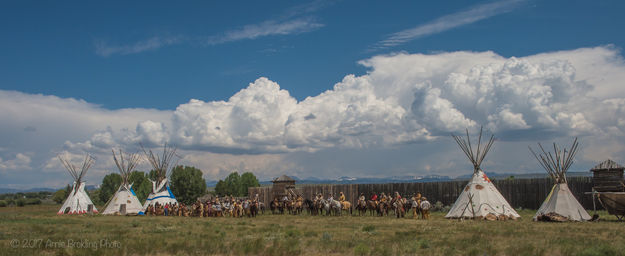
420 197 431 220
411 193 421 219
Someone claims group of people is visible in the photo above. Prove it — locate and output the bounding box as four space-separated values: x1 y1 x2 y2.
144 195 263 217
144 192 432 219
357 191 432 219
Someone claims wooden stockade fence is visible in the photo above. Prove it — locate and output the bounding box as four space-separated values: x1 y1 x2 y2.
248 176 595 210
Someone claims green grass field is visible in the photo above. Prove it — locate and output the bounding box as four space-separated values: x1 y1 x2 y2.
1 205 624 256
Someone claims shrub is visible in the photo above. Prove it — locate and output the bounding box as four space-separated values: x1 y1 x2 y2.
353 243 370 256
16 199 25 207
0 200 6 207
433 201 444 211
362 225 375 232
26 198 41 205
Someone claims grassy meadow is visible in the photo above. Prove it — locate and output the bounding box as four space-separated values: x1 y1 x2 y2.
1 205 624 256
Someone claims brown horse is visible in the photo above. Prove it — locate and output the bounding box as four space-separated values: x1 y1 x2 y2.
356 200 367 216
340 201 353 215
366 200 377 216
377 201 388 216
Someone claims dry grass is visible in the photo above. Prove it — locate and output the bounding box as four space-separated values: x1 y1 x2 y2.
1 205 624 255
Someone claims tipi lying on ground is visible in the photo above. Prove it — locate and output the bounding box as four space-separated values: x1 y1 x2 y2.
530 138 591 221
57 154 98 215
102 149 143 215
140 144 178 213
445 128 520 220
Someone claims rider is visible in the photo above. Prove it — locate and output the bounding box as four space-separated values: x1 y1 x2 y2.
359 193 365 203
380 192 387 203
394 191 401 200
296 194 303 203
370 192 378 201
370 192 378 206
327 193 334 201
338 192 346 202
315 193 323 202
282 194 289 202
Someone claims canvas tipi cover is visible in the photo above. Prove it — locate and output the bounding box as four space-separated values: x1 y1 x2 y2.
140 144 178 213
142 178 177 210
445 170 520 219
530 138 591 221
445 128 520 220
102 150 144 215
57 154 98 214
103 185 143 215
533 183 591 221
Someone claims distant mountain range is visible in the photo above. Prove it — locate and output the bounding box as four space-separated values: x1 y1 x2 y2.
208 171 592 187
1 172 593 193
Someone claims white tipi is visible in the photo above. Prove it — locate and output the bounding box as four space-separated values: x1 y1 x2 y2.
445 128 520 220
102 149 144 215
57 154 98 215
140 144 178 213
530 138 591 221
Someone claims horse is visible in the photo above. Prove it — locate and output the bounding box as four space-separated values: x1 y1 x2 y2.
377 201 389 216
366 200 378 216
314 199 325 215
293 200 304 215
327 198 342 216
304 199 315 215
270 199 281 214
243 200 252 217
340 200 353 215
392 198 405 218
356 200 367 216
258 202 265 215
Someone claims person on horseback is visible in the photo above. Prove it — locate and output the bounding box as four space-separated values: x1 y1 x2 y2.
370 192 378 207
339 192 346 202
380 192 387 203
296 194 303 203
359 193 365 202
327 193 334 201
315 193 322 203
420 197 431 220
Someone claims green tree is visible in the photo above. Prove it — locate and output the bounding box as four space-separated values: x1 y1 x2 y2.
52 187 68 204
170 165 207 205
213 172 260 197
239 172 260 196
223 172 241 196
128 171 152 203
88 189 103 206
214 180 226 197
99 173 122 204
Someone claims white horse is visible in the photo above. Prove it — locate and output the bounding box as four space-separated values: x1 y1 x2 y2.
328 198 342 216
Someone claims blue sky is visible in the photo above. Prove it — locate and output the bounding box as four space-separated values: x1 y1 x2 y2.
2 0 623 109
1 0 625 188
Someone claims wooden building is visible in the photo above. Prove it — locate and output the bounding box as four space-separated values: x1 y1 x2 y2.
591 159 625 192
272 175 296 199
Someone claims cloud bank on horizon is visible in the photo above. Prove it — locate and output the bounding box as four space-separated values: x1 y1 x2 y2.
1 46 625 188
